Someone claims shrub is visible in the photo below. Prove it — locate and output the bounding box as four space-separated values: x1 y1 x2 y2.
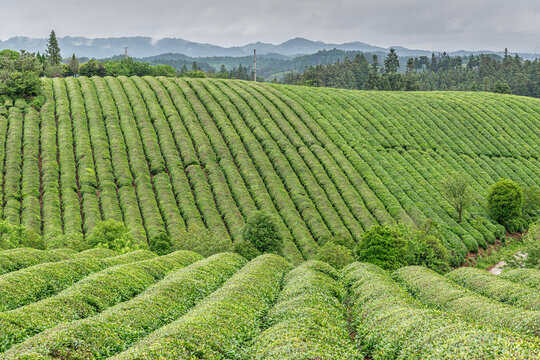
506 222 540 269
48 233 85 251
240 212 284 256
0 221 44 250
316 241 354 270
149 232 172 255
487 179 524 226
87 220 143 254
523 186 540 221
355 225 408 271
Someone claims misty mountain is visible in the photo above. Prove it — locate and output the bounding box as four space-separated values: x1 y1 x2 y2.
2 35 537 60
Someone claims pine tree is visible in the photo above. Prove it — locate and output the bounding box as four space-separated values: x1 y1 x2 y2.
46 30 62 66
384 48 399 74
69 54 79 76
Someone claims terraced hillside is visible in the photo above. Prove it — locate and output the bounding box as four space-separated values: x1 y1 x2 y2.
0 250 538 358
0 77 539 264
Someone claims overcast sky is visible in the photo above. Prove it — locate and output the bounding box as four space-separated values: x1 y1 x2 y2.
1 0 539 53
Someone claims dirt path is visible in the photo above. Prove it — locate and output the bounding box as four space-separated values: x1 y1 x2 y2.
487 252 526 275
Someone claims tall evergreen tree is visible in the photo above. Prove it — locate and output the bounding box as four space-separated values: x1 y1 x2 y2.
45 30 61 66
384 48 399 74
69 54 79 76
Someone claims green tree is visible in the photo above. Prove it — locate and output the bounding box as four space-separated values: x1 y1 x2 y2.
488 179 524 225
442 172 474 223
493 80 511 94
0 50 42 97
87 220 142 254
45 30 62 66
68 54 79 76
234 212 283 259
384 48 400 74
355 225 409 271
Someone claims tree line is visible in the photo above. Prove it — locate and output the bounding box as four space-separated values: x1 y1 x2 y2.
282 48 540 98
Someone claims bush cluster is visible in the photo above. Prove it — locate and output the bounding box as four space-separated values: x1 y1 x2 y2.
0 250 201 352
343 262 540 358
113 254 290 359
6 252 245 359
0 249 154 311
393 265 540 335
249 261 360 359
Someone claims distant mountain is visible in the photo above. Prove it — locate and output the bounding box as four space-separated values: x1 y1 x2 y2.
0 36 537 60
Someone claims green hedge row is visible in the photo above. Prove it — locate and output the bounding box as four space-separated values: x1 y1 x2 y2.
90 77 147 244
3 107 23 225
171 78 245 242
501 268 540 291
112 254 290 359
140 76 205 233
261 83 382 232
249 261 359 359
120 76 187 243
199 79 308 261
64 77 102 234
77 77 124 224
224 80 332 243
279 84 402 227
393 265 540 335
105 77 166 241
208 79 317 259
448 267 540 311
5 252 245 359
343 262 540 359
0 247 75 275
51 78 83 237
0 250 200 352
39 79 63 240
20 107 41 236
244 81 364 241
158 77 232 242
0 249 154 311
0 113 8 220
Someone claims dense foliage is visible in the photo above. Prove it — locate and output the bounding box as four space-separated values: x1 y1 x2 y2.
488 179 524 227
0 50 42 97
283 49 540 98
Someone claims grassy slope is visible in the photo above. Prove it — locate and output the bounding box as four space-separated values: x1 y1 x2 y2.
0 78 538 263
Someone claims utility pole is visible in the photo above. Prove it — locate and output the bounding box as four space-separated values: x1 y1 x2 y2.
253 49 257 82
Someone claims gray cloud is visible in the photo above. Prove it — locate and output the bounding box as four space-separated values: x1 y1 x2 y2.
1 0 539 53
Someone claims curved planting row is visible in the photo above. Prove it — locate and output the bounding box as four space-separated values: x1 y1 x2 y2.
0 250 201 352
393 265 540 335
249 261 359 359
5 252 246 359
343 262 540 359
501 268 540 291
51 78 83 237
0 247 75 275
448 267 540 311
0 249 154 311
111 254 290 359
3 78 538 262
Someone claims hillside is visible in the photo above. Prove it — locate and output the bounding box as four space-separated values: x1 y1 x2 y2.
0 78 539 265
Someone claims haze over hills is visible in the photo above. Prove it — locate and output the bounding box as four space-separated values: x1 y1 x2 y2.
1 36 538 59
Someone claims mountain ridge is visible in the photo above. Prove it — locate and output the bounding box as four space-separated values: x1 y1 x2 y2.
1 36 538 59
